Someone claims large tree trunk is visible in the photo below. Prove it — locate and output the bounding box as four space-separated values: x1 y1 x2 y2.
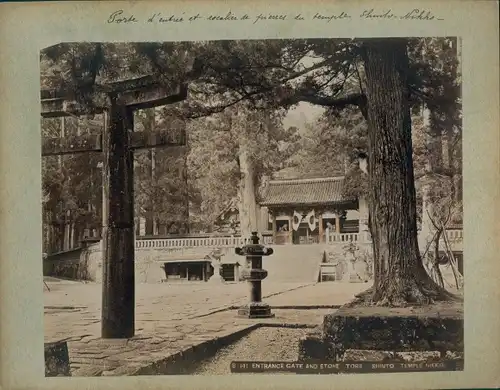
237 132 259 239
359 39 456 306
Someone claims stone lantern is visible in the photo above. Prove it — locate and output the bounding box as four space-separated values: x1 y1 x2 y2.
235 232 274 318
208 248 224 283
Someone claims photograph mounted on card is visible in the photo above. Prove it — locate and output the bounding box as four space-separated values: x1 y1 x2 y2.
40 35 465 376
0 1 499 390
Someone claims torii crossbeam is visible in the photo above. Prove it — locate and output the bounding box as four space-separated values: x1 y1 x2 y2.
41 74 188 339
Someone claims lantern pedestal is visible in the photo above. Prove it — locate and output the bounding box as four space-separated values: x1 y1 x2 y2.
238 302 274 319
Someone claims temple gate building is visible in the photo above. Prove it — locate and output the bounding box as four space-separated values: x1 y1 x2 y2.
259 176 369 245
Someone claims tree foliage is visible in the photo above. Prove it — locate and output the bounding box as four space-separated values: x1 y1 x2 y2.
41 116 103 251
186 104 300 230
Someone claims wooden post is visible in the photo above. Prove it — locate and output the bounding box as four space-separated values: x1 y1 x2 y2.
101 102 135 339
288 214 293 244
335 215 341 234
318 212 324 243
101 112 109 256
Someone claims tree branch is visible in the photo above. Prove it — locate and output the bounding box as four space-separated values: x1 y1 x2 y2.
287 92 365 108
189 57 335 87
426 208 441 231
181 95 249 119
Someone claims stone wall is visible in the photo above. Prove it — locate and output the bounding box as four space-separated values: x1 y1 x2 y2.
44 243 194 283
43 246 100 281
87 243 174 284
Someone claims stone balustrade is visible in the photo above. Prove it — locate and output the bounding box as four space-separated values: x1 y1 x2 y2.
135 234 274 250
131 229 462 250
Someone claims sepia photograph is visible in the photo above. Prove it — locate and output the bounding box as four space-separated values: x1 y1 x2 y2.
40 37 464 377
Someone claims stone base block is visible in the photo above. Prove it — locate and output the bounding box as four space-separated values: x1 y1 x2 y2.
45 341 71 377
299 301 464 361
237 302 274 319
323 303 464 354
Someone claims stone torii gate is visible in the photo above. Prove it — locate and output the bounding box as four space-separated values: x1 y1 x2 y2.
41 74 188 339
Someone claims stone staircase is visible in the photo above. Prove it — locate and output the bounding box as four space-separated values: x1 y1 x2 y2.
263 244 327 283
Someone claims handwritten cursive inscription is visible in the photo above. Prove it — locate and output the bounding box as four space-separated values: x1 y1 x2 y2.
105 9 445 25
207 11 239 21
401 9 444 20
360 8 443 21
107 10 138 24
253 13 288 24
312 12 351 22
148 13 185 23
360 9 398 20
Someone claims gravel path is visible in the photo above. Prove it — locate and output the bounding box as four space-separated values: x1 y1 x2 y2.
192 327 309 375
